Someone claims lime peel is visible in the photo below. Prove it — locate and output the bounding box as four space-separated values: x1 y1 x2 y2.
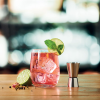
17 69 32 86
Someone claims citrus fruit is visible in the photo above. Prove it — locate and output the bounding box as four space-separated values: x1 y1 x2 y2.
17 69 32 86
48 38 64 55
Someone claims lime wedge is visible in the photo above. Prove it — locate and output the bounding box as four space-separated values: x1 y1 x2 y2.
48 38 64 55
17 69 32 86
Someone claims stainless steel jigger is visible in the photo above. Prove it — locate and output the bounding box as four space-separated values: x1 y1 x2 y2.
67 62 80 87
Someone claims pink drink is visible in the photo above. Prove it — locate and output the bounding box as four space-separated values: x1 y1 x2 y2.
30 49 60 88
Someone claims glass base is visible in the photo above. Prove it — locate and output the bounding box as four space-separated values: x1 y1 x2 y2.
32 83 56 88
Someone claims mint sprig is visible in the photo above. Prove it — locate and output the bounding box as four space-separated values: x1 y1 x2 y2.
57 48 61 55
58 45 63 50
44 40 56 50
44 39 64 55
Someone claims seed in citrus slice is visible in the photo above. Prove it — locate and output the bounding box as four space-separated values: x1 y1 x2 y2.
17 69 32 86
48 38 64 55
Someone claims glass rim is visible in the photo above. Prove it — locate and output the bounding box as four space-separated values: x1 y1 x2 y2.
32 48 48 53
31 48 57 54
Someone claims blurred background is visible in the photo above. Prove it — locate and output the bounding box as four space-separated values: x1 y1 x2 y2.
0 0 100 74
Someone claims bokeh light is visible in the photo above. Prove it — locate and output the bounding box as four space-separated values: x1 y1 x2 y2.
10 50 23 64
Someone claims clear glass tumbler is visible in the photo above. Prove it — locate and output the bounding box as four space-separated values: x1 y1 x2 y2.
30 49 60 88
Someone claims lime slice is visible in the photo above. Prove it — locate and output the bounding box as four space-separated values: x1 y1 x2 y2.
48 38 64 55
17 69 32 86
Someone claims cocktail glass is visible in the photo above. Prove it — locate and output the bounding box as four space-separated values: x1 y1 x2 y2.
30 49 60 88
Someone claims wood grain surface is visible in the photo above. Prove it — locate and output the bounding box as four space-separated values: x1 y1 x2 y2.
0 74 100 100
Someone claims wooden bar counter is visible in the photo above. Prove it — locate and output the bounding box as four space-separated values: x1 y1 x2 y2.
0 74 100 100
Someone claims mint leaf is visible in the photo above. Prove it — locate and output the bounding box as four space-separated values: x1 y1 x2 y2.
57 48 61 55
45 40 57 50
58 45 63 50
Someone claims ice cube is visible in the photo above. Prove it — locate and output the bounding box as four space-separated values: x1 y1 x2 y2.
46 74 59 84
38 57 57 73
35 72 46 83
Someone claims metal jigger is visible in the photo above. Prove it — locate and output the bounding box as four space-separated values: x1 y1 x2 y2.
67 62 80 87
